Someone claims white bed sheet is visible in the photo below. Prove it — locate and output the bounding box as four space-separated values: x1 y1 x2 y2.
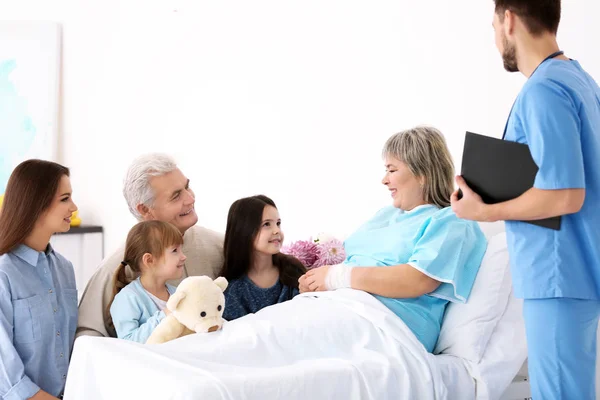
436 354 476 400
65 289 463 400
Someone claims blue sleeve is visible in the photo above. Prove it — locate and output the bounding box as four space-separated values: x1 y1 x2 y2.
407 208 487 303
0 272 40 400
110 291 165 344
520 80 585 190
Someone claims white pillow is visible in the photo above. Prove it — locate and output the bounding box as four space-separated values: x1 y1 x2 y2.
434 230 512 363
477 221 507 239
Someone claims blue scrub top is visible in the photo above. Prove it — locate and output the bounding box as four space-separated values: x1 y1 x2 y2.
504 59 600 300
343 205 487 352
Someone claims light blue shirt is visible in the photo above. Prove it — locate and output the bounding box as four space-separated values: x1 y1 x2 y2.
343 205 487 352
110 278 176 343
0 244 77 400
504 58 600 300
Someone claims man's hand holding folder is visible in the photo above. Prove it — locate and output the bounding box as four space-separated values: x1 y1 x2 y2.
450 131 575 230
451 175 489 222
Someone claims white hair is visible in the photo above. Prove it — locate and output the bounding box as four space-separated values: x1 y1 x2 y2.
123 153 178 220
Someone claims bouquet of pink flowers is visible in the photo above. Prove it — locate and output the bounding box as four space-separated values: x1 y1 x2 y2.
281 233 346 269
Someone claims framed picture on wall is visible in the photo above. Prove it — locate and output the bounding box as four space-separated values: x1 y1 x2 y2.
0 21 61 194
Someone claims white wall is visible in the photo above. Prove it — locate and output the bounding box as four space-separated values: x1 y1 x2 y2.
1 0 599 255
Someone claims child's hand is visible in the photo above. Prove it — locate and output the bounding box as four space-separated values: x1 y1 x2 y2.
164 308 172 317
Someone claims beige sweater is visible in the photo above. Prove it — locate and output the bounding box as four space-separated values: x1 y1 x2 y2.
75 225 224 338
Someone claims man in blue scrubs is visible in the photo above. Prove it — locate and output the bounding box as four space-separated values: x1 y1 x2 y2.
451 1 600 398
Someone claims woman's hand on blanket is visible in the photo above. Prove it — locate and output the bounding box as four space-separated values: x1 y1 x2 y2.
304 265 331 292
298 274 313 293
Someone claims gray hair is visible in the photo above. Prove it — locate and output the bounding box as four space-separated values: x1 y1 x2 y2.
123 153 178 220
382 126 454 208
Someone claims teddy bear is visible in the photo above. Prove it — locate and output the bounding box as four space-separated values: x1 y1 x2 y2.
146 276 228 345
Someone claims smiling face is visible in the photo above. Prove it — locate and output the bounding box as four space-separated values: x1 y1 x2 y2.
381 156 425 211
154 244 187 281
138 168 198 233
253 205 284 256
36 175 78 234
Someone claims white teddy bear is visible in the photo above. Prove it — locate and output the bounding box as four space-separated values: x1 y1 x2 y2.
146 276 228 344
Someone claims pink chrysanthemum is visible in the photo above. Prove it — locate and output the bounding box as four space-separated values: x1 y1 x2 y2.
281 240 318 268
312 239 346 268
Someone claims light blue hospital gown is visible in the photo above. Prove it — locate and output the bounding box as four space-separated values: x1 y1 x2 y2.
342 205 487 352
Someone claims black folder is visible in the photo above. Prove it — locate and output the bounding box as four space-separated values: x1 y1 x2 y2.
459 131 561 230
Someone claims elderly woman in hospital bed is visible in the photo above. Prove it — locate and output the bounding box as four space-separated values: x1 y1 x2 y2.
301 125 487 352
64 126 488 400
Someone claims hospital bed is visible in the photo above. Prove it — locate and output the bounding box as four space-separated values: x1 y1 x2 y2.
64 222 533 400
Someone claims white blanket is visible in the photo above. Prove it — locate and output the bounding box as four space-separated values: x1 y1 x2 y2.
64 289 449 400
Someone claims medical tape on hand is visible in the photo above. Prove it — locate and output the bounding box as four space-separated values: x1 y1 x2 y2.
325 263 353 290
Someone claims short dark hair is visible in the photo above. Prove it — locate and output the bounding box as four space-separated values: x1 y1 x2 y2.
494 0 561 35
219 195 305 288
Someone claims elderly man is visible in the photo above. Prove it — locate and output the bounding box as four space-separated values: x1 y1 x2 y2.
76 154 224 338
